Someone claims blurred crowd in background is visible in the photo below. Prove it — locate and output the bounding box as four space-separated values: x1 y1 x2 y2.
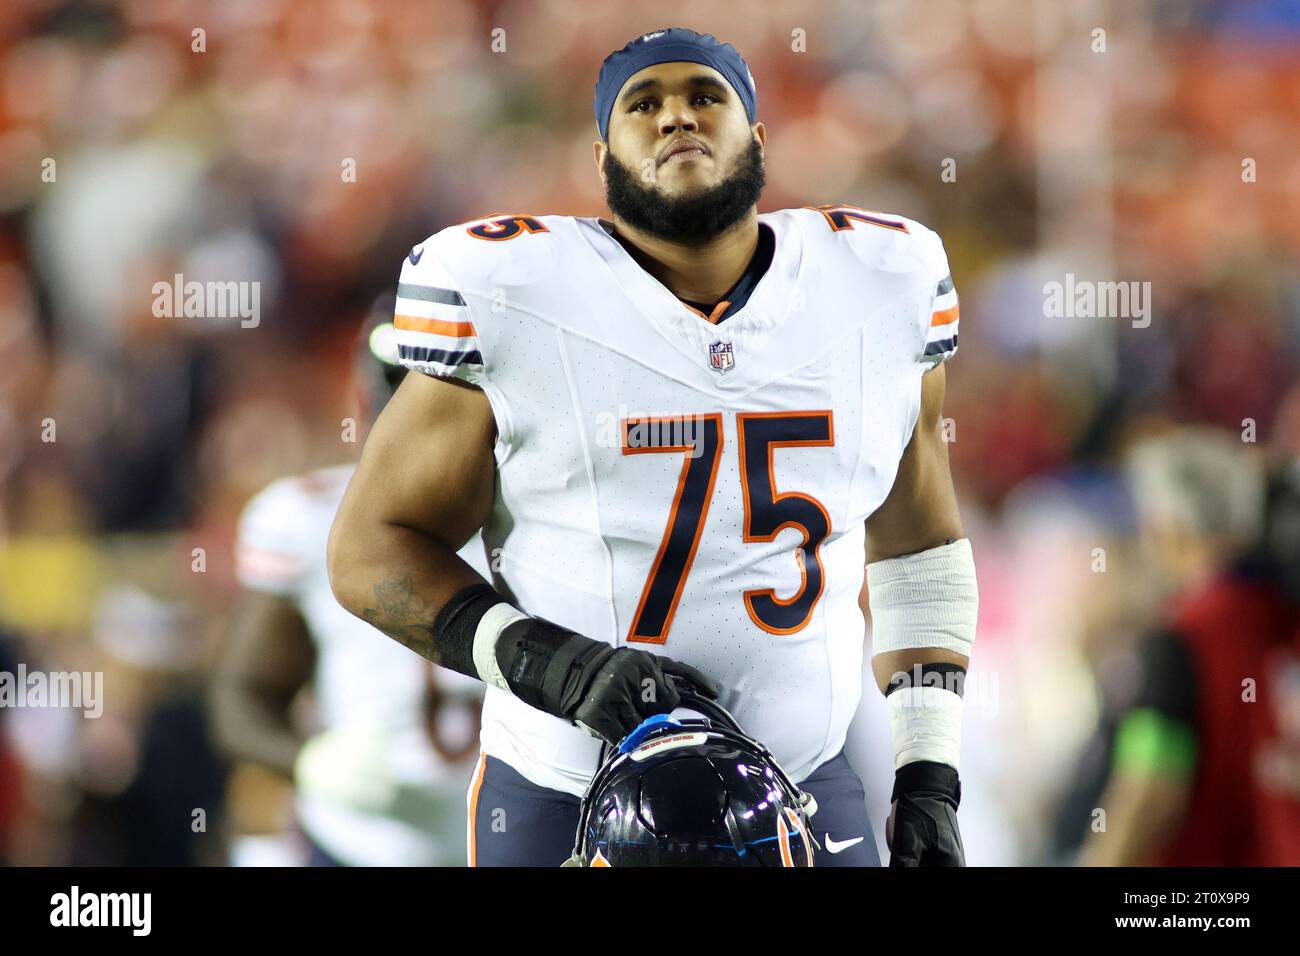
1 0 1299 866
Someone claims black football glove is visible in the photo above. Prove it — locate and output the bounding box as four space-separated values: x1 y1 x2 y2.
494 617 721 744
885 761 965 867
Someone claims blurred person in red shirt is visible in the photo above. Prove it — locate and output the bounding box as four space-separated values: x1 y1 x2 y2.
1082 433 1300 865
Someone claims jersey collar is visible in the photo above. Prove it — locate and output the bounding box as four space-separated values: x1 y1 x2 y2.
588 212 803 333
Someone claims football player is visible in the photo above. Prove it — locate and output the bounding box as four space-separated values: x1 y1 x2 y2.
213 307 489 866
328 28 977 867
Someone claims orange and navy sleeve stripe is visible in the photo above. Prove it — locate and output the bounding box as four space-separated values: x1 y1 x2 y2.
924 272 959 363
393 256 483 379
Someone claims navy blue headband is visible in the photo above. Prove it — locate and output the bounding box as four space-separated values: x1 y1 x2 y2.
593 28 757 141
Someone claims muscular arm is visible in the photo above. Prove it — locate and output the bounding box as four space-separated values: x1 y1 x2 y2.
327 372 497 663
210 592 316 775
866 364 969 693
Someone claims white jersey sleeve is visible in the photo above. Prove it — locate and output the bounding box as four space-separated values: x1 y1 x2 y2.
234 478 312 596
392 243 485 386
916 225 959 367
808 204 959 370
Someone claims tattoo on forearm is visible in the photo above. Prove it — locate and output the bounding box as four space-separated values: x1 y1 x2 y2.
360 574 443 664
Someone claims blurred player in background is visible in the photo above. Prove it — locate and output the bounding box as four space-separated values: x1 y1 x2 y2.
212 302 489 866
1081 430 1300 865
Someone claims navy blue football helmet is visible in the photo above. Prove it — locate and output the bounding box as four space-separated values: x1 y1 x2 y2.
565 683 818 866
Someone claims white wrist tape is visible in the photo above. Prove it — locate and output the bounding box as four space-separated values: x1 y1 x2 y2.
472 602 529 693
867 538 978 656
887 686 962 770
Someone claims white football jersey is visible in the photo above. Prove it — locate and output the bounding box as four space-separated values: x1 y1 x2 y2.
393 205 959 797
235 463 493 864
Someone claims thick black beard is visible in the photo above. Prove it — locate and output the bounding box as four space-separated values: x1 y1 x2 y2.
603 138 765 246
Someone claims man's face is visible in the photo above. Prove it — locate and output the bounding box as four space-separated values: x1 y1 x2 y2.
596 61 766 244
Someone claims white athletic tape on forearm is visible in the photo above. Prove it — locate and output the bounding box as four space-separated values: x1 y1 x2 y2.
887 686 962 771
473 602 528 693
867 538 978 656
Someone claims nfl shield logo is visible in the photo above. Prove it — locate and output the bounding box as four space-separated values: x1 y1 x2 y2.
708 340 735 373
